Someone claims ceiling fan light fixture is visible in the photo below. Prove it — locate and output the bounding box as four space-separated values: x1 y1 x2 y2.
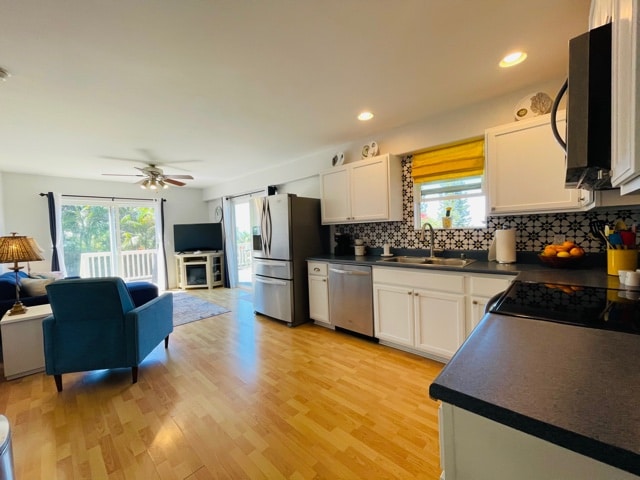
357 111 374 121
140 179 148 189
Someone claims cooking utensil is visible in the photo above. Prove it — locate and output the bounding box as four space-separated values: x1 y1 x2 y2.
620 230 636 248
589 220 608 246
609 233 623 248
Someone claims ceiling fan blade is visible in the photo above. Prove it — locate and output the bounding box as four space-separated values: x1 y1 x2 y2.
164 178 186 187
102 173 145 177
101 155 145 163
165 174 194 180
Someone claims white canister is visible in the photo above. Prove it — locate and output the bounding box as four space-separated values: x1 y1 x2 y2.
354 245 366 256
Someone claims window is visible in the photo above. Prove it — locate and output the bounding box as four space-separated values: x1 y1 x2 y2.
61 198 161 282
413 175 486 229
411 136 486 229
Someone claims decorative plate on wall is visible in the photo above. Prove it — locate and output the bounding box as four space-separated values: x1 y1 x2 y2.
361 141 379 159
332 152 345 166
514 92 553 120
368 141 379 157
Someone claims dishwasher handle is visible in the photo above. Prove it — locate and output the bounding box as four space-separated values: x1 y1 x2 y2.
329 268 371 276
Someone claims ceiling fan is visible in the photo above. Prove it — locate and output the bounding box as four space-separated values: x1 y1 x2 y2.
102 164 194 189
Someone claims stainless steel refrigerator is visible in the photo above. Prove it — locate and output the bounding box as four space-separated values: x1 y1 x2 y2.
251 194 327 326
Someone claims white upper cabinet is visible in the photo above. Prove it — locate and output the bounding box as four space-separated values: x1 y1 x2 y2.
320 154 403 224
611 0 640 193
485 112 593 215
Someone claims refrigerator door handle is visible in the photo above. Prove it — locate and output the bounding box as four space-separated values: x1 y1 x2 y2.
254 260 289 268
254 276 288 286
265 200 272 256
260 199 272 257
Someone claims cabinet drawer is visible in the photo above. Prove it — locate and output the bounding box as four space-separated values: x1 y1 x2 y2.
373 267 465 293
307 261 328 276
468 275 514 297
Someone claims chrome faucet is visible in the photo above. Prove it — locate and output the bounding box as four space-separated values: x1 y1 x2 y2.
420 222 435 258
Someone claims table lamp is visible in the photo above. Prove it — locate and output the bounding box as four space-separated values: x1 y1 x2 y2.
0 233 45 315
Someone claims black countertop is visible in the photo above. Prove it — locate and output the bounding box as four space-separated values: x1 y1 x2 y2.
429 313 640 476
309 251 640 475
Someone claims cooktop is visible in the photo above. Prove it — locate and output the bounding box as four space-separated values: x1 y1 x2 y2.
490 280 640 335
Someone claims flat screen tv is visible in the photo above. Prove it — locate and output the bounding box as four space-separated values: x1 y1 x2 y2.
173 223 223 253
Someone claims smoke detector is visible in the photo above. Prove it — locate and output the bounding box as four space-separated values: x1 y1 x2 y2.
0 67 10 81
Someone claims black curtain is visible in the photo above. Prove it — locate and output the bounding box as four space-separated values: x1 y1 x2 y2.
41 192 60 271
160 198 168 287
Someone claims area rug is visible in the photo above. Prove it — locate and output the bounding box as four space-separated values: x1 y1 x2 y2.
172 292 230 327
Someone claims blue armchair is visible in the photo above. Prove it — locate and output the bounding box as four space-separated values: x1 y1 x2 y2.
42 277 173 392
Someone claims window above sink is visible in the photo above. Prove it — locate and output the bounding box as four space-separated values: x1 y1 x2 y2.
411 136 487 230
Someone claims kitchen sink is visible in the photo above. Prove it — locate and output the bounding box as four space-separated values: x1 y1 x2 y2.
377 256 476 268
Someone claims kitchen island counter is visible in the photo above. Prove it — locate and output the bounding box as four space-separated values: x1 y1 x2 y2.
429 310 640 477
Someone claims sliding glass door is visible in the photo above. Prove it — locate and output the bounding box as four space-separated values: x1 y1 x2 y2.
233 197 252 288
61 199 160 282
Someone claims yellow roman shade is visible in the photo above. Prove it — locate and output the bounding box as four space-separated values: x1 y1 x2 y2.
411 136 485 184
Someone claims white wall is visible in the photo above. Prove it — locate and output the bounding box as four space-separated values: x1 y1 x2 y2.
1 172 210 287
202 79 566 200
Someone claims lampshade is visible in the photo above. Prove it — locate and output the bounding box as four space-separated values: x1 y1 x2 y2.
0 233 45 264
0 233 45 316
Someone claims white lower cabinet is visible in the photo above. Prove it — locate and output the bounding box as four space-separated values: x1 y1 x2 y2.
373 267 466 361
414 289 466 359
307 261 330 326
373 283 414 346
439 403 639 480
467 274 513 334
373 267 515 362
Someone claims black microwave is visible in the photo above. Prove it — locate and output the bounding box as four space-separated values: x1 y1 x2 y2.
553 22 612 190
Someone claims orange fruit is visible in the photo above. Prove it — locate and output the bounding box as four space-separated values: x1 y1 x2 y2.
557 251 571 258
543 246 557 256
562 240 576 249
569 247 585 257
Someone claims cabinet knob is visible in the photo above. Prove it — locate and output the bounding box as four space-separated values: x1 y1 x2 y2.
414 292 418 296
472 300 478 305
408 291 412 295
322 279 326 282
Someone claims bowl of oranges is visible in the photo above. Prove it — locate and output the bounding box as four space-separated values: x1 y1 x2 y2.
538 241 586 268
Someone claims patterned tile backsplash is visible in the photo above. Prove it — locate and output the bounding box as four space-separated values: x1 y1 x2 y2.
336 157 640 254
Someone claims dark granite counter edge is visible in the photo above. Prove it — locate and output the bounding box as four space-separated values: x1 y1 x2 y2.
429 383 640 476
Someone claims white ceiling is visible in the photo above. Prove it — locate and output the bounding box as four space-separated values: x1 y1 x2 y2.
0 1 591 189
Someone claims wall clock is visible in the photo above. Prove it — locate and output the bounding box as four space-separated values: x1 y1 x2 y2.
214 205 223 222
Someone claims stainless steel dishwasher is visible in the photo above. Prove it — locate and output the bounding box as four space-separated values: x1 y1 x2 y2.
328 264 373 336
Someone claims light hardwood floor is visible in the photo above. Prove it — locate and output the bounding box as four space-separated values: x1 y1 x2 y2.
0 288 444 479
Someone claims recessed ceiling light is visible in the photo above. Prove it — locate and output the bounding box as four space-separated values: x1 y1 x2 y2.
358 111 374 121
499 51 527 68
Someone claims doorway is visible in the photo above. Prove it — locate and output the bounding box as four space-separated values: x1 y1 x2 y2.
233 196 253 289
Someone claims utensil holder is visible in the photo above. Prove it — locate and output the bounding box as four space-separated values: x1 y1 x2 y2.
607 248 638 275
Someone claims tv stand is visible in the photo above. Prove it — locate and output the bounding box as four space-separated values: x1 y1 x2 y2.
175 252 224 289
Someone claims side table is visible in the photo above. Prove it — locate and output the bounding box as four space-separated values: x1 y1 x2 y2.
1 304 52 380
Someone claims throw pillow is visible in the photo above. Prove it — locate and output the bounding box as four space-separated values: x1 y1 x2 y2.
20 277 55 297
